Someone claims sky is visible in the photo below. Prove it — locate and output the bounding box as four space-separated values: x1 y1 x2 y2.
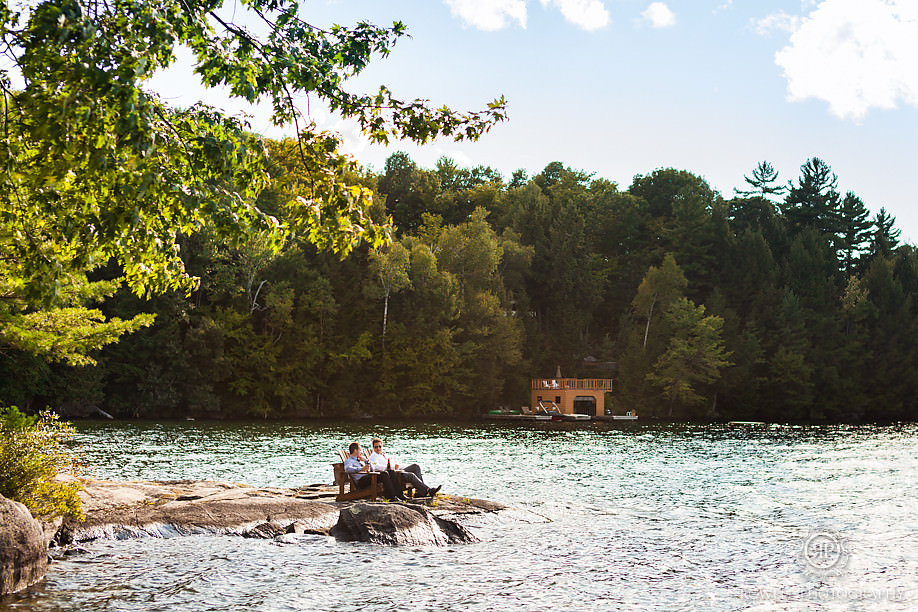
146 0 918 243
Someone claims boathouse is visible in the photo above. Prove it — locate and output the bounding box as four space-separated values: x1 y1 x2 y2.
529 376 613 416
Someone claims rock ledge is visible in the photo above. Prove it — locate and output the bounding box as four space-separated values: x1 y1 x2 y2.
57 478 504 547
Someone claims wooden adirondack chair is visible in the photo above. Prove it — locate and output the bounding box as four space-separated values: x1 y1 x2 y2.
333 450 379 501
332 450 415 501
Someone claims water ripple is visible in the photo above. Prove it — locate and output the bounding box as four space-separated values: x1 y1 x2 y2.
4 421 916 611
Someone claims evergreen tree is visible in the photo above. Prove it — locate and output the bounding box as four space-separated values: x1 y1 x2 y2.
837 192 873 273
734 161 786 199
782 157 841 240
870 207 902 259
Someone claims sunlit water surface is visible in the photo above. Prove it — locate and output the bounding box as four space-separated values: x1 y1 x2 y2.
3 421 918 611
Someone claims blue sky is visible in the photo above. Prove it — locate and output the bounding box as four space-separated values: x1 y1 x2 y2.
149 0 918 243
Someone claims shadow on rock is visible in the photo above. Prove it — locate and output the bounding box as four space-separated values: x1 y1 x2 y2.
330 502 479 546
0 495 48 594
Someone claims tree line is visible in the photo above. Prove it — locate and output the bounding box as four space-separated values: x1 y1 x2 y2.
3 151 914 422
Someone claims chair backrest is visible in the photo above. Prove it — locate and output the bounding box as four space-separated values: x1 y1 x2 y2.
335 450 363 492
339 448 374 463
333 461 347 487
334 450 347 487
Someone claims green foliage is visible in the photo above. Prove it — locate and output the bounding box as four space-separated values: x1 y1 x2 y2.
378 152 442 233
0 407 83 519
6 152 917 423
1 405 38 430
782 157 841 238
871 207 901 259
646 298 732 413
632 253 688 350
10 1 912 425
0 0 505 372
1 307 154 366
837 192 872 273
264 135 390 258
734 161 786 199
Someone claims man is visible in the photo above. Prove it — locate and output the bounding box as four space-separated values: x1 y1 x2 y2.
343 441 406 501
367 437 442 498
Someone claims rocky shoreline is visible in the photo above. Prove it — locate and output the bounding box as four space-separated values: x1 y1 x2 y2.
57 478 504 545
1 479 507 594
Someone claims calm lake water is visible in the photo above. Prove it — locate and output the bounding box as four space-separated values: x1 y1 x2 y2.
3 421 918 611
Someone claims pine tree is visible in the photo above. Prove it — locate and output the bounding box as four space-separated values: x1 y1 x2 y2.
782 157 841 239
870 207 902 259
837 192 872 273
734 161 786 199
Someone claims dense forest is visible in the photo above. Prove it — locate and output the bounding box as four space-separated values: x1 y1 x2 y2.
3 148 913 422
4 0 913 424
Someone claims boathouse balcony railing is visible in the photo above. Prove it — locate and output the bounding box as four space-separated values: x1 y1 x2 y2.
531 378 613 391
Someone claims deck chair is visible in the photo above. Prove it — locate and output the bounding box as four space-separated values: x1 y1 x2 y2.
333 450 378 501
332 450 416 501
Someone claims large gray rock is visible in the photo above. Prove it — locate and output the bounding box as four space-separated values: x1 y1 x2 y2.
0 495 49 594
330 502 479 546
57 480 342 543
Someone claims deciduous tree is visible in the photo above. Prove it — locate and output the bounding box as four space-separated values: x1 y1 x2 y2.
632 253 687 349
0 0 505 363
646 298 732 415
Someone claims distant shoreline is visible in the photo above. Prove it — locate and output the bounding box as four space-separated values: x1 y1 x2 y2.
64 415 918 426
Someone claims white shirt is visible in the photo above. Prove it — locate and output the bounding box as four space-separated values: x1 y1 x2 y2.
368 451 398 471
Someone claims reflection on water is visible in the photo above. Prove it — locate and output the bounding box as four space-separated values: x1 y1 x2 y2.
4 421 918 611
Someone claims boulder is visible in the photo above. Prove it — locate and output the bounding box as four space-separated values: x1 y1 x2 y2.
285 521 330 536
330 502 479 546
0 495 49 594
241 521 286 539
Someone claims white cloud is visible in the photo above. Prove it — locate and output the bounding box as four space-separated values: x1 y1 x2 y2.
443 0 528 30
443 0 609 31
753 11 801 35
774 0 918 119
641 2 676 28
542 0 611 31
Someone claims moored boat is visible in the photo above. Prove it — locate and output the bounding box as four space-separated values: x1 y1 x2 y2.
595 410 638 421
486 410 552 421
487 408 522 416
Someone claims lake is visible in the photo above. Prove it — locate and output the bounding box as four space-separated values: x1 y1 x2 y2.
3 421 918 611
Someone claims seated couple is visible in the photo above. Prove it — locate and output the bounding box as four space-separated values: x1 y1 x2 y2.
343 438 442 501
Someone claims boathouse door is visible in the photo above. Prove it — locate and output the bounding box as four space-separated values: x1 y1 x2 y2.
573 396 596 416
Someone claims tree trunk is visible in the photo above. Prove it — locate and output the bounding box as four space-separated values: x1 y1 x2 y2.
250 280 267 313
643 293 656 349
381 290 390 351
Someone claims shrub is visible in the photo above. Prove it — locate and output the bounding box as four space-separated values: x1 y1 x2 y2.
0 406 84 519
